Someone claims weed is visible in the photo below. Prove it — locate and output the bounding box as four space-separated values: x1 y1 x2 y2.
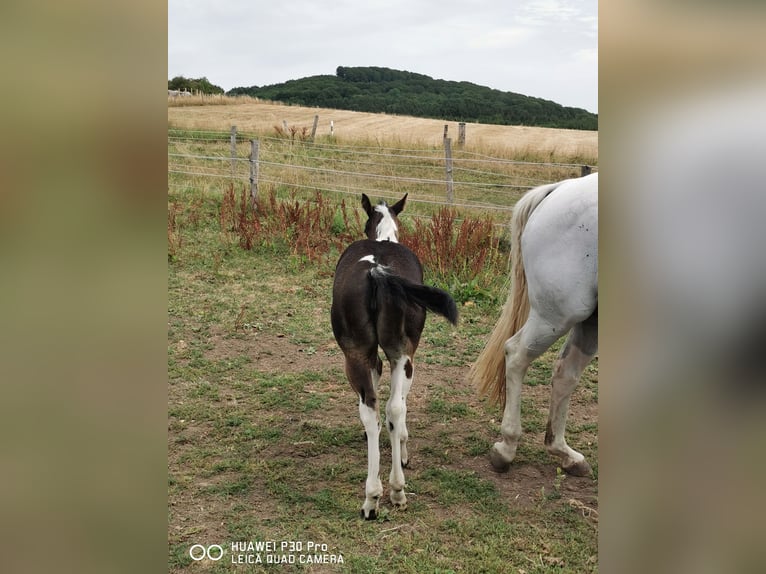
167 202 182 260
401 207 507 296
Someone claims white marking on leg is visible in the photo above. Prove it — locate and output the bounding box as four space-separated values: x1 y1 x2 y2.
386 356 409 508
374 204 398 242
359 398 382 518
359 255 376 264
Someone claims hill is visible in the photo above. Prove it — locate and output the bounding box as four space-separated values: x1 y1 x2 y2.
227 66 597 131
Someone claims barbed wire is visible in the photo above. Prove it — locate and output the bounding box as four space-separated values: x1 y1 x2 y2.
169 129 596 170
168 130 595 217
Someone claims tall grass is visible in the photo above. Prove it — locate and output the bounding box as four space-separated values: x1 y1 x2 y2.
167 93 259 107
401 209 507 303
217 184 507 301
220 184 362 265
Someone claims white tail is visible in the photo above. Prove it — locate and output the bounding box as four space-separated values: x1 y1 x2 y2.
470 182 560 407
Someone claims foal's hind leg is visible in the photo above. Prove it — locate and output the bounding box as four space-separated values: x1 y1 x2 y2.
490 312 563 472
545 317 597 476
346 355 383 519
386 354 413 509
399 356 413 469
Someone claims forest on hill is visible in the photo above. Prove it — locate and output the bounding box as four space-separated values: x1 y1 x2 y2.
226 66 597 130
168 76 224 94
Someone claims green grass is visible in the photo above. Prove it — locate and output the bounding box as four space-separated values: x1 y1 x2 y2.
168 132 598 573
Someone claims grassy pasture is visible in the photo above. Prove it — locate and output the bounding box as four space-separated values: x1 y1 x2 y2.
168 113 598 572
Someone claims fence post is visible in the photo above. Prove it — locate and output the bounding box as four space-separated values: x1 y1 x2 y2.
249 139 260 207
580 165 592 177
310 115 319 141
458 123 466 147
230 126 237 178
444 137 454 204
443 124 449 141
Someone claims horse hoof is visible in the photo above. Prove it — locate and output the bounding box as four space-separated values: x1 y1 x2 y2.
361 508 377 520
563 460 592 477
489 448 512 473
390 490 407 509
401 460 409 469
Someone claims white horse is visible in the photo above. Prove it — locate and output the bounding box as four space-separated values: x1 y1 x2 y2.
470 173 597 476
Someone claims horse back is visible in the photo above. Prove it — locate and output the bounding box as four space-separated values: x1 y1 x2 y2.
334 240 423 284
331 240 425 354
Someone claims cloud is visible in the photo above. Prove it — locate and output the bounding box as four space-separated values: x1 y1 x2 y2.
467 27 536 49
574 47 598 65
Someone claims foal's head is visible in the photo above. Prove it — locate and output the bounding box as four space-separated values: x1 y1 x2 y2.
361 193 407 242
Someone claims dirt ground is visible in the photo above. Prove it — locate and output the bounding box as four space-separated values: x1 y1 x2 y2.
203 326 598 511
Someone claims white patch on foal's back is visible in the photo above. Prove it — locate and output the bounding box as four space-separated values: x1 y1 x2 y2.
374 204 398 242
359 255 376 264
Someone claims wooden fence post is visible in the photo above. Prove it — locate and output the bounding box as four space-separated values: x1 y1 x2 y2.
230 125 237 178
443 124 449 141
249 139 260 207
581 165 592 177
310 115 319 141
458 123 466 147
444 137 454 204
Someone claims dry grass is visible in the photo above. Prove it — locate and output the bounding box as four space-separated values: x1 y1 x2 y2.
167 93 257 107
168 100 598 159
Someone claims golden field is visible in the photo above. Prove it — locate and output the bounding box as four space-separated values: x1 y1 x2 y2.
168 97 598 161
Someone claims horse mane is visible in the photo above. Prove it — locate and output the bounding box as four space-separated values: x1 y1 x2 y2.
470 181 561 407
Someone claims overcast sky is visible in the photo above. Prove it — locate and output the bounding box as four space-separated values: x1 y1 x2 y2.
168 0 597 113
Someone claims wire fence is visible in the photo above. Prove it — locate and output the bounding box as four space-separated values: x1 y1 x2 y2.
168 127 596 221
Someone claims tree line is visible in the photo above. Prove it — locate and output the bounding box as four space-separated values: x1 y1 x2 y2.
227 66 597 131
168 76 224 95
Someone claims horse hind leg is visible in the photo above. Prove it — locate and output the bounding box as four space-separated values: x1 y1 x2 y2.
386 354 413 509
544 316 597 476
346 354 383 519
490 312 564 472
363 356 383 441
399 356 413 469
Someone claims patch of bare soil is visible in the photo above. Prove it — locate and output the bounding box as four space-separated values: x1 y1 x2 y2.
206 327 339 375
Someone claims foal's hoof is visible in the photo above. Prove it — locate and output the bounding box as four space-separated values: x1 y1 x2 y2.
489 448 512 473
562 459 592 477
360 508 377 520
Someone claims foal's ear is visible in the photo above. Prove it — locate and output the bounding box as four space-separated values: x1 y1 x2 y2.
361 193 373 216
391 193 408 215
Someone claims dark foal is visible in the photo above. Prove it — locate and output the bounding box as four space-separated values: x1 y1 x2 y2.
331 193 458 519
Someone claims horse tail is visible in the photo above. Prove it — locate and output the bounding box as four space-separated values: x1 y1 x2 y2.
470 181 560 407
369 266 458 325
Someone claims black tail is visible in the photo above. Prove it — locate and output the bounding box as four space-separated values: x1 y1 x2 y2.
369 266 458 325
